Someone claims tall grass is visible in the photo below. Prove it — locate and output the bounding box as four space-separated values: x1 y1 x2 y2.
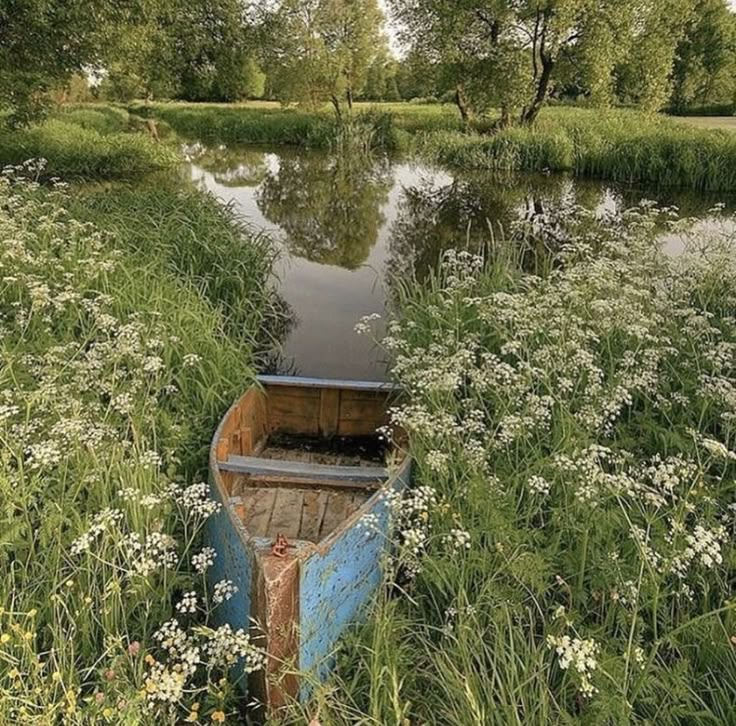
66 180 285 355
417 108 736 191
0 170 276 723
141 102 338 148
299 207 736 725
0 111 177 179
144 101 736 190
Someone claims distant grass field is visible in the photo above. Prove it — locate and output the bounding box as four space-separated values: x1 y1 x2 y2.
674 116 736 132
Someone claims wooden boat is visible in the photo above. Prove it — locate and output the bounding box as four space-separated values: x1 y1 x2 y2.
206 375 411 712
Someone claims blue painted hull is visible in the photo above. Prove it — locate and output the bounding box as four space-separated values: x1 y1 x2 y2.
206 376 410 711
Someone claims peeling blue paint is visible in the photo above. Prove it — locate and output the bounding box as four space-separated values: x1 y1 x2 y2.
298 460 411 698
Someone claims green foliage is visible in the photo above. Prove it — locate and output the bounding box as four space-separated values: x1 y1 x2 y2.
0 171 276 721
615 0 696 112
0 0 141 124
147 102 339 146
670 0 736 112
56 104 131 134
0 117 177 179
145 101 736 190
69 181 283 352
389 0 697 123
241 56 267 100
264 0 387 111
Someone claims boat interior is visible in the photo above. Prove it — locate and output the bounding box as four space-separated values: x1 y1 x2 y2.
214 378 403 545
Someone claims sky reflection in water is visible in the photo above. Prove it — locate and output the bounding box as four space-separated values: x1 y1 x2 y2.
186 143 735 381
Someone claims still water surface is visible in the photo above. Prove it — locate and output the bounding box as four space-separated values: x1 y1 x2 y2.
185 143 735 381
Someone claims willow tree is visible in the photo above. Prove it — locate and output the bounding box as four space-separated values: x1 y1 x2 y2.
670 0 736 111
265 0 387 113
0 0 140 124
389 0 695 125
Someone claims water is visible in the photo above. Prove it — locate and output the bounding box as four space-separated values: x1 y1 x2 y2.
185 142 735 381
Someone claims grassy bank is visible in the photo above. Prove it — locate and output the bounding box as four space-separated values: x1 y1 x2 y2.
0 106 177 179
0 171 276 723
66 181 282 352
417 107 736 191
142 101 736 191
306 208 736 724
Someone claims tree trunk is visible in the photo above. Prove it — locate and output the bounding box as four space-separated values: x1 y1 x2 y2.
498 106 513 129
521 55 555 125
454 85 472 127
331 94 342 121
346 87 354 111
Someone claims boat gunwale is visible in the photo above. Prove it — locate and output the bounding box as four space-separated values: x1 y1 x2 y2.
208 376 408 560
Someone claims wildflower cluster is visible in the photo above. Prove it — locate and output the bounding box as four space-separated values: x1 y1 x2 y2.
353 203 736 721
0 169 270 722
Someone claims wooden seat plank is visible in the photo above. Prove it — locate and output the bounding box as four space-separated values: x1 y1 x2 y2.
220 455 388 482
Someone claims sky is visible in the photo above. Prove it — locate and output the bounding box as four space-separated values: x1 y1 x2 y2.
378 0 401 55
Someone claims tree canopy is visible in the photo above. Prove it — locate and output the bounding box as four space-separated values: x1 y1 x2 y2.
2 0 734 125
389 0 698 123
0 0 139 123
263 0 388 112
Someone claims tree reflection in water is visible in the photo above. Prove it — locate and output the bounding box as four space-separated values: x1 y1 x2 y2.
183 142 269 187
256 151 392 270
387 169 736 283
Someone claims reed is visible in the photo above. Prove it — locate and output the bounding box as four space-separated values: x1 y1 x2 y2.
141 102 338 147
143 101 736 190
417 108 736 191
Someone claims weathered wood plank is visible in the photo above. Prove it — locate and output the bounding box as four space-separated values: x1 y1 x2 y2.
221 455 388 482
319 491 352 540
318 388 341 438
259 375 401 392
299 490 329 542
269 488 305 539
246 488 278 537
298 458 413 698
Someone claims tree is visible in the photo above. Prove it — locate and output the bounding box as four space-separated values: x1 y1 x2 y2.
394 51 445 100
389 0 695 125
265 0 387 114
363 52 401 101
670 0 736 110
99 0 261 103
0 0 139 124
242 56 267 99
615 0 697 112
